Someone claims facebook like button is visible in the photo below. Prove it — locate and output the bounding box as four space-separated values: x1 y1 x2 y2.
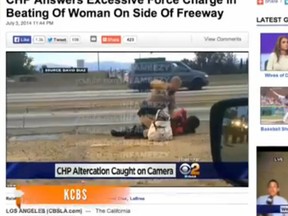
13 36 32 44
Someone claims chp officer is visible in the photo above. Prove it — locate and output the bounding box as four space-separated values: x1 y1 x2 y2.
111 76 182 138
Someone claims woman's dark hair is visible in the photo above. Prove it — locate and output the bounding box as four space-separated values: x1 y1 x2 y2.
184 116 200 133
274 36 288 62
267 179 280 195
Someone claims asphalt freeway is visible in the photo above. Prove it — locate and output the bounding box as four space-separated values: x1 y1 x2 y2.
7 84 248 134
7 84 247 103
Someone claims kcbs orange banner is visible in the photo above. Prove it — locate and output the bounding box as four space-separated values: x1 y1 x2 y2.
15 185 130 208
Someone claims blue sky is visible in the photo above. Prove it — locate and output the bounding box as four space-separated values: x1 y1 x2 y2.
27 52 249 66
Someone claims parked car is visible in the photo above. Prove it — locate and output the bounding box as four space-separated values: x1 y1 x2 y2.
127 58 209 92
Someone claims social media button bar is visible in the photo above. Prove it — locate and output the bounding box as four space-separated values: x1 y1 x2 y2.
12 36 31 44
101 35 121 44
257 0 288 5
7 32 249 48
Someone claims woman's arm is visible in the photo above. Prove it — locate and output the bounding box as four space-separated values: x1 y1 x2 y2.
168 94 176 116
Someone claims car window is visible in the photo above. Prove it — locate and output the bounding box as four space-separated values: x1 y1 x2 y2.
172 62 190 72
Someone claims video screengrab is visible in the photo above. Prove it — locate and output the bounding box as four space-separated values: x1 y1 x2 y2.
261 87 288 125
260 33 288 71
6 51 248 187
257 147 288 215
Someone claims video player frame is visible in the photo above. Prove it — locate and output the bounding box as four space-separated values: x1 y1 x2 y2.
6 51 248 187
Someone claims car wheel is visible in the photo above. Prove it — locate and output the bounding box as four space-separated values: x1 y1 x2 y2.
139 83 150 92
188 79 203 90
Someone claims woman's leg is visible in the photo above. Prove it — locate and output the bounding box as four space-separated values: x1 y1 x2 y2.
111 115 153 138
111 124 145 138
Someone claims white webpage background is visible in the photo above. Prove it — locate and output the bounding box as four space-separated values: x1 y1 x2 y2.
1 0 286 215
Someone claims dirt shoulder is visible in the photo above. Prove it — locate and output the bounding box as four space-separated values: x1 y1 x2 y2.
7 122 232 187
7 132 211 162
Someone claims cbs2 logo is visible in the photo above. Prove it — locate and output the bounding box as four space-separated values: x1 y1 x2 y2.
179 163 200 176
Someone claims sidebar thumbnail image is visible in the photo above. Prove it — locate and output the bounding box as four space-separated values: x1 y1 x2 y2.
257 147 288 215
260 33 288 71
261 87 288 125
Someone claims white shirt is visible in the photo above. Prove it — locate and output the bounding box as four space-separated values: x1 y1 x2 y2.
266 53 288 71
257 195 288 216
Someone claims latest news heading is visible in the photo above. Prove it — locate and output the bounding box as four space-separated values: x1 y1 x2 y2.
6 0 238 20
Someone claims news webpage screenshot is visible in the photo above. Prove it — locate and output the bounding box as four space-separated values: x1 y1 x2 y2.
0 0 286 215
4 32 248 214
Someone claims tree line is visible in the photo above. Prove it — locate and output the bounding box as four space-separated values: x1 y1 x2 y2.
6 52 35 77
182 52 248 75
6 52 248 77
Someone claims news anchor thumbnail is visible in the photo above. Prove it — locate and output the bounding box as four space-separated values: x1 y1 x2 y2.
266 36 288 71
257 179 288 216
